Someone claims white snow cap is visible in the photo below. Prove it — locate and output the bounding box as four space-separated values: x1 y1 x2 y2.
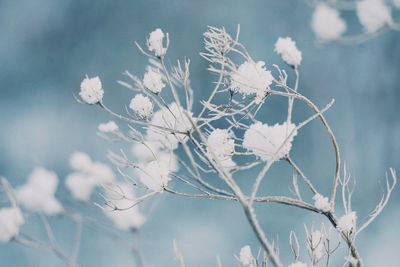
129 94 153 119
239 245 254 266
356 0 392 33
147 28 167 57
337 211 357 232
313 193 331 212
231 61 273 100
69 151 92 171
147 102 193 150
79 76 104 104
143 67 165 94
312 4 347 41
103 183 146 230
98 120 118 133
274 37 302 67
16 168 63 215
0 207 24 242
243 121 297 162
207 129 236 168
66 152 115 202
288 262 307 267
138 152 177 192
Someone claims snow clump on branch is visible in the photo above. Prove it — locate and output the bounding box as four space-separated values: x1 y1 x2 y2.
243 121 297 162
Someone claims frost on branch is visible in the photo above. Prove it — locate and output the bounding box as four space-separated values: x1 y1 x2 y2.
75 26 398 267
337 211 357 233
129 94 153 120
311 3 347 41
147 28 167 57
243 121 297 162
137 152 177 192
147 102 193 150
274 37 302 67
288 261 307 267
312 193 330 212
103 182 145 230
79 75 104 104
356 0 393 33
66 152 115 201
143 67 166 94
0 207 24 242
238 245 255 266
98 120 119 133
16 167 63 215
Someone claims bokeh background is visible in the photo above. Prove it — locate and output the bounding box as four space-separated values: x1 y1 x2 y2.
0 0 399 266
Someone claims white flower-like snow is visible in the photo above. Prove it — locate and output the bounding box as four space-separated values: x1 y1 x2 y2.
143 68 165 94
337 211 357 232
0 207 24 242
147 102 193 150
66 152 115 202
288 262 307 267
274 37 302 67
207 129 236 168
147 28 167 57
69 151 92 171
243 121 297 162
313 193 331 212
356 0 392 33
138 156 175 192
16 168 63 215
311 4 347 41
239 245 254 266
103 183 146 230
79 76 104 104
129 94 153 119
98 120 118 133
230 61 273 98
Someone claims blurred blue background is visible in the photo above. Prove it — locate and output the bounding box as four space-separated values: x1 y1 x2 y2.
0 0 399 266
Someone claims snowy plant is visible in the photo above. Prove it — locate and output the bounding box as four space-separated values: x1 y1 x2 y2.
129 94 154 119
79 75 104 104
274 37 302 67
308 0 400 44
71 26 400 267
1 25 396 267
73 26 398 267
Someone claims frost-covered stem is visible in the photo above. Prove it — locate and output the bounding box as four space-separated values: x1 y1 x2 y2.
39 214 76 266
187 116 283 267
166 187 321 213
160 59 182 108
324 212 362 267
287 67 299 123
181 142 232 196
14 236 74 266
269 89 341 207
0 178 17 207
131 231 144 267
71 215 82 264
198 62 225 118
286 156 318 194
